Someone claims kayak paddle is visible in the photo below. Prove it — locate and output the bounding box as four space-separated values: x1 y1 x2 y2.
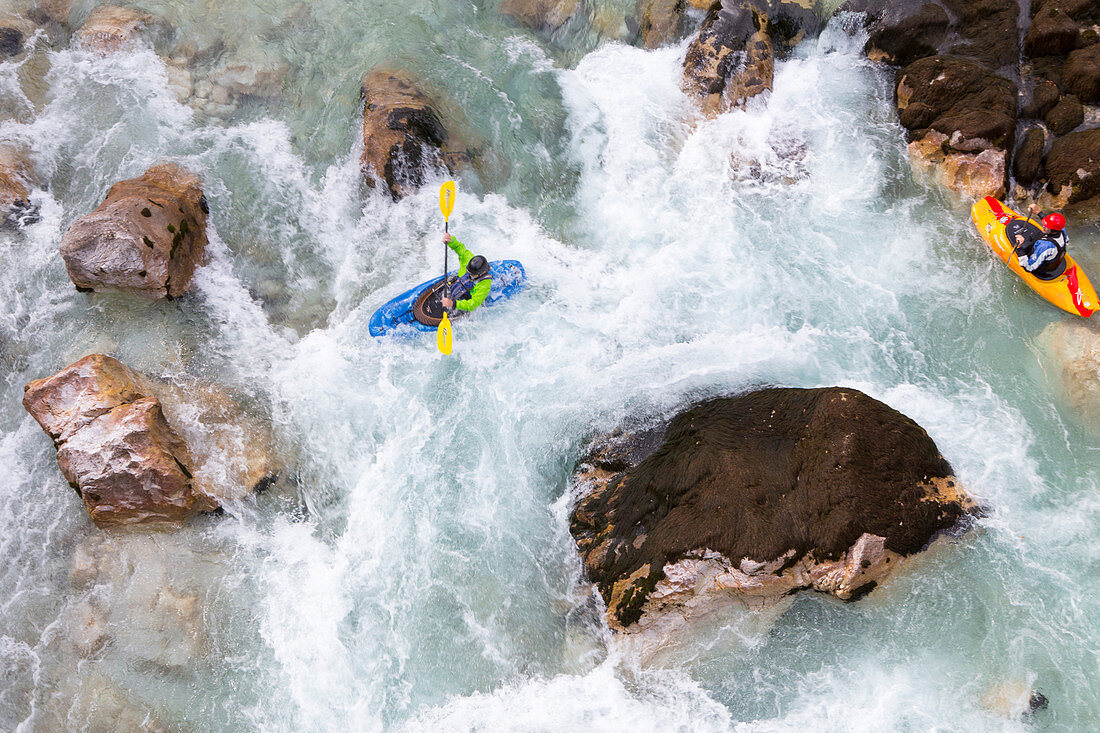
437 181 456 355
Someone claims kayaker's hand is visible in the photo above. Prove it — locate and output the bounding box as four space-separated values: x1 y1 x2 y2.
443 233 453 244
1028 204 1039 215
441 296 453 309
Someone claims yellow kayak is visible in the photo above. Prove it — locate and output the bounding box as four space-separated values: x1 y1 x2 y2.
971 196 1096 318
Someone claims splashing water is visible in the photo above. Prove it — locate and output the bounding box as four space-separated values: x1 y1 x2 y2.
2 3 1099 731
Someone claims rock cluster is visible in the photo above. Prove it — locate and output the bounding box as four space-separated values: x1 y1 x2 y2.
22 355 217 527
59 163 209 299
73 4 155 54
569 388 975 641
847 0 1100 207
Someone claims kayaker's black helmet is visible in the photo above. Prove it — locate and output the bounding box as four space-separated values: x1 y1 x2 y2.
468 255 489 278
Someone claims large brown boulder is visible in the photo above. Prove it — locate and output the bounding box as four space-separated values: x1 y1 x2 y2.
1062 44 1100 104
570 388 975 640
500 0 583 32
1043 127 1100 205
1025 5 1082 57
22 355 216 527
360 68 460 201
59 163 208 299
1045 94 1084 136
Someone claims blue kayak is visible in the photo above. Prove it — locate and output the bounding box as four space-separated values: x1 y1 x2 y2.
368 260 527 337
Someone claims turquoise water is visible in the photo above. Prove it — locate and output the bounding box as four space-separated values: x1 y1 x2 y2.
2 2 1099 730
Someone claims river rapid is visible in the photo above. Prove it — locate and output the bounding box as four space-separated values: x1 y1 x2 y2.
2 1 1100 731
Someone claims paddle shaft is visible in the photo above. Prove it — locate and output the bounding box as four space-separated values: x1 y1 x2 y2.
443 220 449 291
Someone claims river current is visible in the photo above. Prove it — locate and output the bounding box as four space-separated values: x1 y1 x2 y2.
2 1 1099 731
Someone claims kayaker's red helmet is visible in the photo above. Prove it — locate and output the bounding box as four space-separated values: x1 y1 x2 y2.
1042 212 1066 231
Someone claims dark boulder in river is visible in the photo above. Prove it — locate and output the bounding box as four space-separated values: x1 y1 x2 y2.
360 67 464 201
59 163 209 299
569 387 975 642
23 355 217 527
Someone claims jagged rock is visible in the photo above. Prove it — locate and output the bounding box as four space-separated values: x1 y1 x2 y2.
1013 127 1046 184
1025 6 1081 57
360 67 461 201
59 163 208 299
23 355 216 527
1022 79 1061 119
1045 94 1084 135
73 5 153 54
570 388 975 639
500 0 583 32
1044 127 1100 204
1062 44 1100 104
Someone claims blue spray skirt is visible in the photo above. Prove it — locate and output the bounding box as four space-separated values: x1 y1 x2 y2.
368 260 527 337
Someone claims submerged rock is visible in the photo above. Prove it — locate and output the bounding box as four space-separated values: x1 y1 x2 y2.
23 355 215 527
569 388 975 643
500 0 583 32
74 5 154 54
59 163 209 299
360 67 464 200
1039 320 1100 428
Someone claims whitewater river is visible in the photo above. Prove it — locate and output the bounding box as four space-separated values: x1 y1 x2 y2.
2 1 1099 730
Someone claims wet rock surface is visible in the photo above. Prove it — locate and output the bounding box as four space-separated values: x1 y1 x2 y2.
23 355 215 527
682 0 822 114
22 355 279 527
360 67 465 200
59 163 209 299
0 143 37 227
569 387 975 637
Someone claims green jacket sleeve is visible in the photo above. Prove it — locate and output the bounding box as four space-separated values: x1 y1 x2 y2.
447 238 492 311
447 238 474 272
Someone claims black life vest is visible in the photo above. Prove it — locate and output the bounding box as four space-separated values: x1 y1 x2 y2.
448 270 491 304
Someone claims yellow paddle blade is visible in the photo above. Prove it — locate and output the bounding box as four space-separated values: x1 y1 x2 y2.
437 312 453 355
439 180 456 221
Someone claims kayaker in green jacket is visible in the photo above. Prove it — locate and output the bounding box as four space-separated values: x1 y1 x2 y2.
441 233 492 313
